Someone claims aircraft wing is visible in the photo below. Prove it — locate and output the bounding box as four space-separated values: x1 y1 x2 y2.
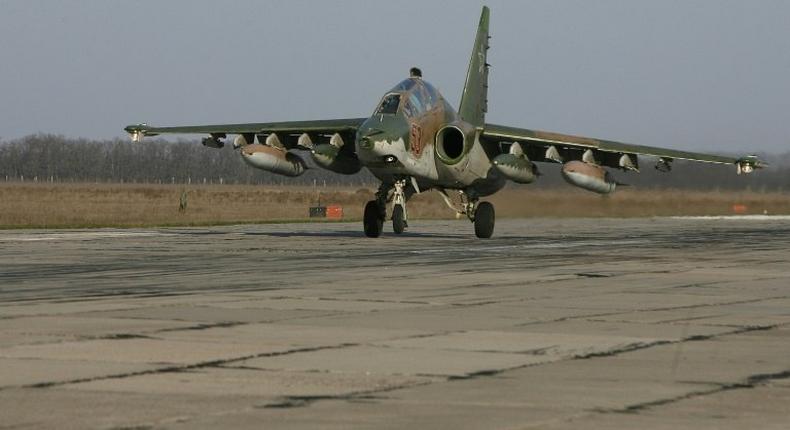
481 123 764 174
124 118 367 149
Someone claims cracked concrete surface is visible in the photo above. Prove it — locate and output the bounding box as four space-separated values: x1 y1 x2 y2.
1 218 789 429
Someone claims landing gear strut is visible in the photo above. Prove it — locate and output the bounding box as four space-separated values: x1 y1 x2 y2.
391 179 408 234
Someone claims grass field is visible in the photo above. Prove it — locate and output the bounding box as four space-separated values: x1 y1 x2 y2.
1 182 788 229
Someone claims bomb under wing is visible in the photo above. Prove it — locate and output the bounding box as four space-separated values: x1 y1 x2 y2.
561 161 617 194
308 133 362 175
492 142 536 184
240 143 307 177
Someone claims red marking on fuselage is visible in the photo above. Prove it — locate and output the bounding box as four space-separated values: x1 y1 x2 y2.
410 123 423 156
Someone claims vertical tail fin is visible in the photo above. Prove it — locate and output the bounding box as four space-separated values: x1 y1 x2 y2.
459 6 491 127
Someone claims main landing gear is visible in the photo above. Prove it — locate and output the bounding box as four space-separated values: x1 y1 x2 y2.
473 201 495 239
363 182 495 239
438 189 496 239
363 180 410 238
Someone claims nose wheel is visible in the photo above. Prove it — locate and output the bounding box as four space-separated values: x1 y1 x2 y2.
392 204 406 234
363 180 411 237
363 200 384 238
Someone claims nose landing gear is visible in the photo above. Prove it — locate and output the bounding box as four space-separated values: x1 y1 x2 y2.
391 180 408 234
363 200 384 238
363 180 410 237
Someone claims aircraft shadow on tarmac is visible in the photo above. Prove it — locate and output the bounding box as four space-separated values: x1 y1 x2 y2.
168 228 527 240
242 231 474 239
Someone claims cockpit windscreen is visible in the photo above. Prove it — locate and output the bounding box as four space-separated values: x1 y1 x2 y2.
376 94 401 114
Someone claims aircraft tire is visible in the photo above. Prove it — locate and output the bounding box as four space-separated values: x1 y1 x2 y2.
474 201 495 239
392 204 406 235
363 200 384 238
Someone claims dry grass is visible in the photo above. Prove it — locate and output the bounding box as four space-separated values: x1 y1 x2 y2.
1 182 789 229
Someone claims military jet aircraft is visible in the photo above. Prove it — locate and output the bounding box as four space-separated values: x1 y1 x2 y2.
125 6 762 238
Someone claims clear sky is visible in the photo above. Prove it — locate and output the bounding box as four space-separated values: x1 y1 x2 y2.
1 0 788 153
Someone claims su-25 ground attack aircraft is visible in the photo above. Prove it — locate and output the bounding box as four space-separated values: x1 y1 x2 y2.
126 6 763 238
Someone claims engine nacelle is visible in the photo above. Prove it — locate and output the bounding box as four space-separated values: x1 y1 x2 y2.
311 144 362 175
435 124 474 165
561 161 616 194
240 144 306 177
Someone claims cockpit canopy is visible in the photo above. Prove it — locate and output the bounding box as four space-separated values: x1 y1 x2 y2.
376 94 401 115
374 78 442 118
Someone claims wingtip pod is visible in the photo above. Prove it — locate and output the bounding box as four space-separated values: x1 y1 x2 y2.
125 123 149 142
735 155 765 175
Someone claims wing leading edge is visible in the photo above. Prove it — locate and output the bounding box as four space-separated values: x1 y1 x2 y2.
124 118 367 149
482 123 764 174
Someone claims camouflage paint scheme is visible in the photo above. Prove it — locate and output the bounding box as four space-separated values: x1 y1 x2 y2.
125 6 762 236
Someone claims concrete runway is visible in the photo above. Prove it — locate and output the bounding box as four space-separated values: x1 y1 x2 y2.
1 218 790 429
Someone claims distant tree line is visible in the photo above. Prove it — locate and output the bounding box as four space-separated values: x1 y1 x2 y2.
0 134 377 186
0 134 788 191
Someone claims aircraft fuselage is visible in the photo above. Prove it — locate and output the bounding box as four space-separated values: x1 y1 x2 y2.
356 77 505 197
